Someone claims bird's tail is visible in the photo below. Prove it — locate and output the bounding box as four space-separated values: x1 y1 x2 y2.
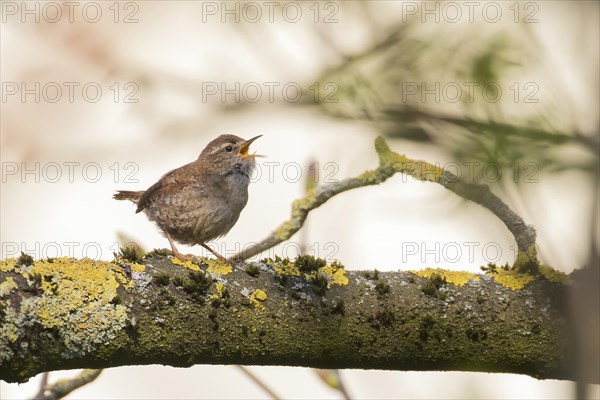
113 190 144 203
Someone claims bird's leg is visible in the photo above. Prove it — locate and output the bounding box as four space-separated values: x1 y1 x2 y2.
200 243 230 264
164 231 191 261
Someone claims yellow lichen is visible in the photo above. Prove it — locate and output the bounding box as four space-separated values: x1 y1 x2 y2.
211 282 227 300
29 258 121 327
0 276 17 297
0 258 17 273
411 267 480 286
129 262 146 273
273 260 300 276
249 289 267 310
320 264 349 287
171 257 201 271
0 257 129 360
539 264 571 285
488 268 535 290
205 259 232 275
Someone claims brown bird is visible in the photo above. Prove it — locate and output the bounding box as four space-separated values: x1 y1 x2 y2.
114 134 261 262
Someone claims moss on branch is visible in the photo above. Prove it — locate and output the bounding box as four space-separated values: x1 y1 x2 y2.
0 255 579 384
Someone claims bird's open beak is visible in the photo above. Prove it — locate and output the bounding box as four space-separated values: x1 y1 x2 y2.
239 135 264 158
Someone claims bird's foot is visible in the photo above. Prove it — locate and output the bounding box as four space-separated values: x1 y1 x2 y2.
169 249 196 263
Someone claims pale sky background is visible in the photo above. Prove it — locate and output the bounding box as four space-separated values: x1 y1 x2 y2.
1 1 599 399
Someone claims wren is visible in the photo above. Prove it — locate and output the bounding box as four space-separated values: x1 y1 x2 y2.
114 134 261 263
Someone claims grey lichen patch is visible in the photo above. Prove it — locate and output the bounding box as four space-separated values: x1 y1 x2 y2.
0 307 22 362
0 276 17 297
0 257 129 362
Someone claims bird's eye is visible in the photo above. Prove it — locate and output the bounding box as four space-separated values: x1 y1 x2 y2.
225 145 233 152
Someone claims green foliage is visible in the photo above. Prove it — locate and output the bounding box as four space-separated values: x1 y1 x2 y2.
421 273 447 300
245 264 260 277
308 272 328 296
152 273 170 286
294 255 327 273
375 281 390 297
145 248 172 258
116 245 143 263
17 252 33 267
362 269 380 280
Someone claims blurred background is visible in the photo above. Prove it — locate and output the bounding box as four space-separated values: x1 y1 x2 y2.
1 1 598 399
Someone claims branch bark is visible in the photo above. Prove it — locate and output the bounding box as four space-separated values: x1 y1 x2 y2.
0 255 580 384
233 137 538 273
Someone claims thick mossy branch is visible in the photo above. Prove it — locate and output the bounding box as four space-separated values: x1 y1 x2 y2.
0 256 581 384
232 137 537 272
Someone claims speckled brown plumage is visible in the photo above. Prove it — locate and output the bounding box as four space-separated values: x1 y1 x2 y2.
114 134 261 262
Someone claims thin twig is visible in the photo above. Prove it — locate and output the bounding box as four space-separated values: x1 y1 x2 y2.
31 372 50 400
235 365 281 400
314 369 351 400
233 136 537 272
31 369 103 400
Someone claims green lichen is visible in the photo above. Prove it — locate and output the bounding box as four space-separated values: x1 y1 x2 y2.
0 257 129 361
274 191 317 241
539 264 571 285
514 245 540 274
375 137 443 182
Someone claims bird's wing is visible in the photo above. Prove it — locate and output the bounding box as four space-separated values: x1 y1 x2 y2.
136 163 202 213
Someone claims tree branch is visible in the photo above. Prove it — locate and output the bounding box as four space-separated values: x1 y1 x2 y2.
233 137 538 272
32 369 102 400
0 255 579 384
